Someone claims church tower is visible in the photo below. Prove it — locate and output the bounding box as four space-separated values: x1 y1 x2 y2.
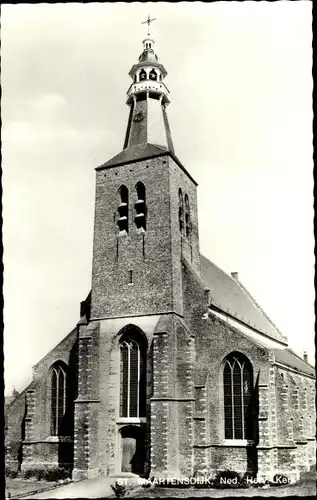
90 30 201 321
73 25 203 480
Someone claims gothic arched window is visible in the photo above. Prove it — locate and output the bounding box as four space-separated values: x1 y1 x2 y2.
178 189 184 234
149 69 157 81
51 363 67 436
223 353 254 440
184 194 191 238
119 328 147 418
139 69 147 81
117 185 129 234
134 182 147 231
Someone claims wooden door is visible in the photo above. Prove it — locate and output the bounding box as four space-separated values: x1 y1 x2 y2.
120 426 145 474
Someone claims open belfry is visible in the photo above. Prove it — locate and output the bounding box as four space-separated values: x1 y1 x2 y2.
5 20 315 482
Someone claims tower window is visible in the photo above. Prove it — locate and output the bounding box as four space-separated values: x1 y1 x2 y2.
129 270 133 284
178 189 184 234
184 194 191 238
134 182 147 231
139 69 147 81
51 363 67 436
120 328 147 418
223 353 254 440
149 69 157 81
117 185 129 234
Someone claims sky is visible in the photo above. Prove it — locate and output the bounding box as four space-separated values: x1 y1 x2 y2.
2 2 314 395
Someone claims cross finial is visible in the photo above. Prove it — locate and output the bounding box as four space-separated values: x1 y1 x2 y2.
142 14 156 37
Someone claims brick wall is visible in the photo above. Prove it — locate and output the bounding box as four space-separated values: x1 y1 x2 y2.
91 155 199 321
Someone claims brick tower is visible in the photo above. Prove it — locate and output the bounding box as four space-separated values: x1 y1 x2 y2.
72 30 202 480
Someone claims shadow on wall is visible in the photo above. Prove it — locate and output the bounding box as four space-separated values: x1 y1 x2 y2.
246 373 259 475
58 340 78 471
17 402 27 472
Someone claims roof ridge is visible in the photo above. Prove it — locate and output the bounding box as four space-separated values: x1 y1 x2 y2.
233 276 287 342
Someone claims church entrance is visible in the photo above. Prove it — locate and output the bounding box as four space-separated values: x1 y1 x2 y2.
120 426 145 475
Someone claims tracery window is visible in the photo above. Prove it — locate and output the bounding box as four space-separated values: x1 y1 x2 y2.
134 182 147 231
178 189 184 234
184 194 191 238
120 329 147 418
223 353 253 440
117 185 129 234
51 363 67 436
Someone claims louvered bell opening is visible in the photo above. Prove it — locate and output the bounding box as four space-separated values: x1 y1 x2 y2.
135 201 145 218
118 216 128 233
118 203 128 218
135 213 146 230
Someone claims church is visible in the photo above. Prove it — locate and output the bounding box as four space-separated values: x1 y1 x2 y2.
5 28 315 484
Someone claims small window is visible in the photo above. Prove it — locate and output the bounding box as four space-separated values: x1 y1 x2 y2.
184 194 191 239
178 189 184 234
134 182 147 231
117 185 129 234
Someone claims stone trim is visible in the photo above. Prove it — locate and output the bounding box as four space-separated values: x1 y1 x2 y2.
151 397 195 402
74 399 100 403
90 311 185 322
23 439 74 444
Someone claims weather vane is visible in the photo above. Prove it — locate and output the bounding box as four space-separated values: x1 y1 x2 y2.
142 14 156 37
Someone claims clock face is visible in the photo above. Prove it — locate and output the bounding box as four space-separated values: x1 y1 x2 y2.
133 110 145 122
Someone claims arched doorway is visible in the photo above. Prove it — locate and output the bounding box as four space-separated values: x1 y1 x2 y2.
120 426 145 475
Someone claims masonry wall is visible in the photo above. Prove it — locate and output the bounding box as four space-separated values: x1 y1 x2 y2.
6 328 78 472
91 155 199 321
5 389 30 472
182 259 274 479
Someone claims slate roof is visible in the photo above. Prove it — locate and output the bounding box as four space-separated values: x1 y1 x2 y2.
96 143 168 170
273 348 315 377
95 143 198 185
200 254 287 344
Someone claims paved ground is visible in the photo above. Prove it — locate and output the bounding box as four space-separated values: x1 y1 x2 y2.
8 469 316 499
6 479 61 499
10 478 316 499
10 476 114 499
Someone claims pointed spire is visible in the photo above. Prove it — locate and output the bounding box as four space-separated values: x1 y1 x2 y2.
122 22 174 153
